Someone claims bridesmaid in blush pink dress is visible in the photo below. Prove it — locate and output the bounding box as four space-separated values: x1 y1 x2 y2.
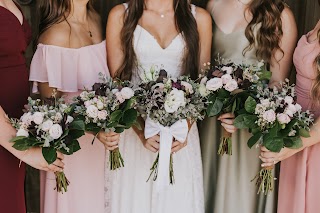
260 20 320 213
29 0 118 212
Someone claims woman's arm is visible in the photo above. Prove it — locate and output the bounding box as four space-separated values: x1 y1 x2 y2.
260 117 320 167
0 107 64 172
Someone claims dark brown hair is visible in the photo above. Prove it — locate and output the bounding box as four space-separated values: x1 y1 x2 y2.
311 29 320 105
37 0 96 41
117 0 200 80
244 0 286 64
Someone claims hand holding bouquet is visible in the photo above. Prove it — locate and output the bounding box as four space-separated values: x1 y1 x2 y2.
200 61 271 155
234 80 314 194
135 69 206 191
11 95 85 193
73 73 138 170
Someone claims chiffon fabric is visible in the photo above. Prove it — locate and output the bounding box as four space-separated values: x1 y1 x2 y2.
104 4 204 213
30 41 110 213
278 29 320 213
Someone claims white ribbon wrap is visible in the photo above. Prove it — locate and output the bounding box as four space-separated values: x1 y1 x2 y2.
144 117 188 192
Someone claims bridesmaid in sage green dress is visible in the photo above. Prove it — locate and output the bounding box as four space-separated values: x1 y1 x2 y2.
200 0 297 212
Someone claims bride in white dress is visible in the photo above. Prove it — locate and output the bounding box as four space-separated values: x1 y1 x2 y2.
105 0 212 212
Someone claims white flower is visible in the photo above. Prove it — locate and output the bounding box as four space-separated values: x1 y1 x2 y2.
164 89 186 113
16 128 29 137
263 109 276 123
221 74 232 84
284 96 294 105
60 104 68 112
295 104 302 112
49 124 63 140
33 112 44 125
181 81 194 94
120 87 134 99
21 112 33 125
80 91 89 100
115 92 125 103
199 84 209 97
54 112 63 123
288 129 296 137
260 99 270 107
257 61 264 68
200 76 208 84
277 113 291 124
66 116 74 124
285 104 297 117
86 105 99 118
224 79 238 92
84 100 92 107
221 66 233 74
96 100 104 110
97 110 107 120
206 78 223 91
41 119 54 131
112 89 119 94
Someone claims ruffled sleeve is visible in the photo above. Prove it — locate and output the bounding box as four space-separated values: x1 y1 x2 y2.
29 41 109 93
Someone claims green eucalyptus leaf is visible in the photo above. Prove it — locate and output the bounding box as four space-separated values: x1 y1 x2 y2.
284 137 303 149
234 114 247 129
114 127 125 133
231 99 237 114
12 139 32 151
69 120 85 131
264 136 284 153
299 128 310 138
207 99 223 117
42 147 57 164
243 115 258 129
10 136 27 143
110 110 123 122
121 109 138 126
248 132 262 149
244 96 257 113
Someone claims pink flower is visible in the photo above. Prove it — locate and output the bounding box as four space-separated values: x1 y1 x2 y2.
181 81 194 94
284 96 294 104
97 110 107 120
224 79 238 92
277 113 291 124
221 74 232 84
206 78 223 91
263 109 276 123
115 92 125 103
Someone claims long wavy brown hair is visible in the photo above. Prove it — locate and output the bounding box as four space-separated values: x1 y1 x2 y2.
37 0 96 41
244 0 285 64
117 0 200 80
311 28 320 105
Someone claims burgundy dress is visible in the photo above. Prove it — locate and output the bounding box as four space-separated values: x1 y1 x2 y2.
0 4 31 213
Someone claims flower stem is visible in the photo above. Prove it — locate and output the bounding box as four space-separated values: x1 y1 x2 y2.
109 148 124 170
147 153 175 184
252 166 274 195
218 130 232 156
54 171 70 193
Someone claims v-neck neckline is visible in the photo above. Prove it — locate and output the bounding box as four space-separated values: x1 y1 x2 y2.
0 3 24 26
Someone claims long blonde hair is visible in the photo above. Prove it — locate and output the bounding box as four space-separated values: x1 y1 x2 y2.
311 28 320 105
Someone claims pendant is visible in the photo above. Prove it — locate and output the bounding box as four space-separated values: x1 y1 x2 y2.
89 31 92 37
160 14 164 18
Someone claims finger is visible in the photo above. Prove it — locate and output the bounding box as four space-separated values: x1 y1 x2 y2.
53 159 65 169
105 140 119 147
105 144 119 151
172 144 183 153
260 152 277 158
261 162 274 167
218 113 235 120
106 135 120 142
221 123 237 133
48 164 63 172
171 141 181 148
145 144 158 153
259 156 275 163
105 131 119 137
221 118 234 125
148 140 160 150
260 146 270 152
57 152 64 160
153 135 160 143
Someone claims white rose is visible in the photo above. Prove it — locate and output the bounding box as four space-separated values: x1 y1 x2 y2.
263 109 276 123
97 110 107 120
286 104 297 116
206 78 223 91
277 113 291 124
224 79 238 92
284 109 294 117
49 124 63 140
41 119 54 131
260 99 270 107
199 84 209 97
33 112 44 125
96 100 104 110
16 128 29 137
115 92 125 103
200 76 208 84
86 105 99 118
164 89 186 113
54 112 63 123
21 112 33 125
120 87 135 99
84 100 92 107
221 74 233 84
295 104 302 112
181 81 194 94
66 116 74 124
221 66 233 74
284 96 294 105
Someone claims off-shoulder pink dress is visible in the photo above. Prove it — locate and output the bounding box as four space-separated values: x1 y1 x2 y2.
29 41 110 213
278 30 320 213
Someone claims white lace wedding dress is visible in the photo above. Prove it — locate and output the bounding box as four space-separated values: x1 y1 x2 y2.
105 4 204 213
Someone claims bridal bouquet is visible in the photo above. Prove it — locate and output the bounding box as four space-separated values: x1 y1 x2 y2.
10 95 85 193
200 61 271 155
73 73 138 170
234 80 314 194
135 69 206 190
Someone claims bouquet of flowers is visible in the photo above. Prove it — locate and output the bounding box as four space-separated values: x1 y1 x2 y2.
234 80 314 194
10 95 85 193
135 69 206 190
199 60 271 155
73 73 138 170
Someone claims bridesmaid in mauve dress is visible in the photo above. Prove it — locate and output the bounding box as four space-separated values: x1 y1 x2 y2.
0 1 64 212
260 20 320 213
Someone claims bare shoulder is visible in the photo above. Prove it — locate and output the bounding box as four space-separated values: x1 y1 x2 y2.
90 10 102 25
194 6 212 26
38 21 71 47
281 6 296 26
108 4 126 21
